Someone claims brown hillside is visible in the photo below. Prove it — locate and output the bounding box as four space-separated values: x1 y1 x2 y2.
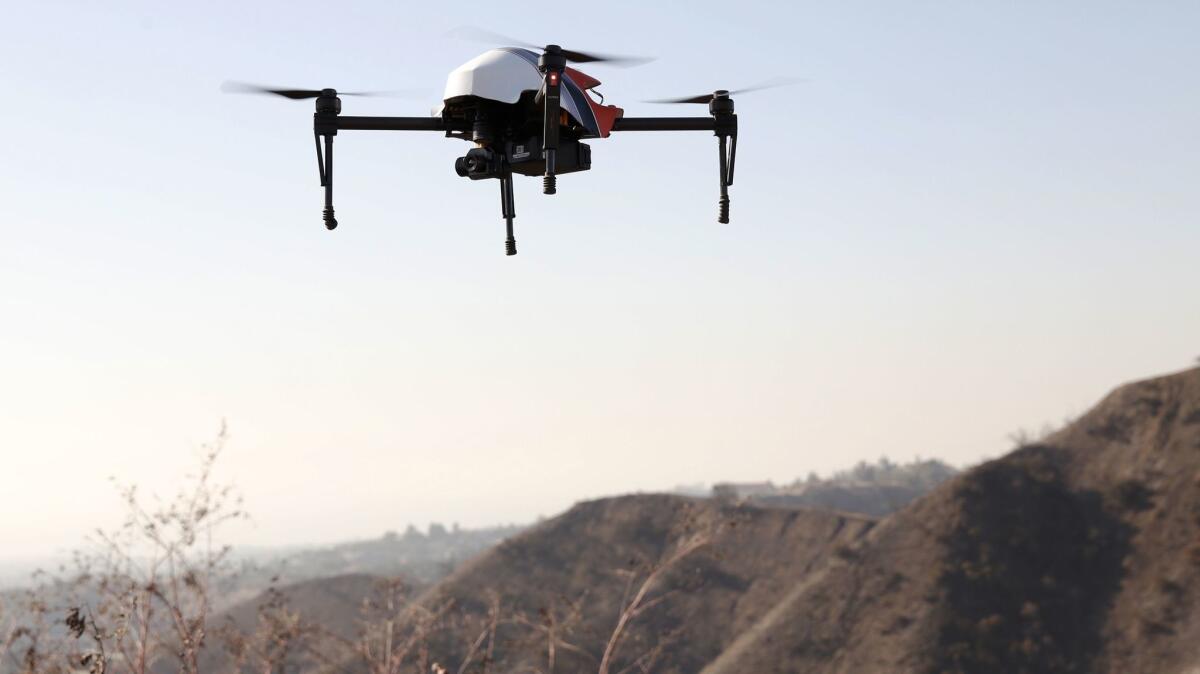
215 573 380 640
407 494 875 674
192 573 380 674
703 367 1200 674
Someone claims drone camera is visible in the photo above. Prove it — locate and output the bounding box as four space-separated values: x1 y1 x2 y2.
455 147 503 180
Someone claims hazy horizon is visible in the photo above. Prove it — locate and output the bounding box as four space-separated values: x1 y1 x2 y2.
3 1 1198 558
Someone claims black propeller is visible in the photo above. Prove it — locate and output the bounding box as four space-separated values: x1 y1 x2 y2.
220 81 425 100
447 26 654 67
645 77 804 104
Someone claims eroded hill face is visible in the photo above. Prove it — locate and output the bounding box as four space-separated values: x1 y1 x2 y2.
409 495 876 674
704 367 1200 674
1047 367 1200 674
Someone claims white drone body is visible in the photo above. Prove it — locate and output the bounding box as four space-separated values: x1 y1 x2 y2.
439 48 618 139
444 48 543 104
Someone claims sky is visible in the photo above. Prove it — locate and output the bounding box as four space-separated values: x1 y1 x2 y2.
1 1 1198 559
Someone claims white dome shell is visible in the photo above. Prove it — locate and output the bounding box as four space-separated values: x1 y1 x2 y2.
443 48 542 104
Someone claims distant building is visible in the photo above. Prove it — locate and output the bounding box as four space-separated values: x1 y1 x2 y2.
711 481 777 500
673 483 710 498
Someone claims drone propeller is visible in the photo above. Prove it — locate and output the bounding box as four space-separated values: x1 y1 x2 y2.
220 81 425 100
446 26 654 67
645 77 804 104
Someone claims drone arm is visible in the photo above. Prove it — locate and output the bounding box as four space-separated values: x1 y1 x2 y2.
609 117 716 132
335 116 464 132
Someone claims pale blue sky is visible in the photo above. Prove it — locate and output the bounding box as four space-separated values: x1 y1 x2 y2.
2 1 1198 556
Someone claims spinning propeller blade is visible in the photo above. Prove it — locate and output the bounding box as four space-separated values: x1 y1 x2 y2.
446 26 654 67
220 82 426 100
645 77 804 104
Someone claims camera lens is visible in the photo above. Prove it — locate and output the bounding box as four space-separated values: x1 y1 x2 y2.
456 148 497 180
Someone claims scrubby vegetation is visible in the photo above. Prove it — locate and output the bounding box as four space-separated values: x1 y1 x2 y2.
934 446 1130 674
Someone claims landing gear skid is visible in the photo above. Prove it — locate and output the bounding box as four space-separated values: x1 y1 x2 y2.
500 168 517 256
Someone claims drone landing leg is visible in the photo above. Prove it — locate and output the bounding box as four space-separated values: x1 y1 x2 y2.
717 135 730 224
321 134 337 230
539 47 566 195
500 170 517 256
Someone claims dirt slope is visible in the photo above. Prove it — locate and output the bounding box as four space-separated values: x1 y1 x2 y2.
703 366 1200 674
190 573 380 674
409 494 875 674
216 573 380 640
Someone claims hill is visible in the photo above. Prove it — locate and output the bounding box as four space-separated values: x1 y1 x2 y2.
202 522 522 614
218 496 874 674
703 366 1200 673
207 367 1200 673
408 494 876 673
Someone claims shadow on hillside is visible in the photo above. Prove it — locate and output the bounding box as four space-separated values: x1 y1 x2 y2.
933 445 1132 674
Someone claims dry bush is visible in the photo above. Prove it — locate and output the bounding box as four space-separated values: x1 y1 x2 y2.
275 578 500 674
512 592 593 674
3 425 244 674
217 582 312 674
2 579 74 674
596 531 708 674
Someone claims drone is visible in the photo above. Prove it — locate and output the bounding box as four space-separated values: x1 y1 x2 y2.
227 34 794 255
